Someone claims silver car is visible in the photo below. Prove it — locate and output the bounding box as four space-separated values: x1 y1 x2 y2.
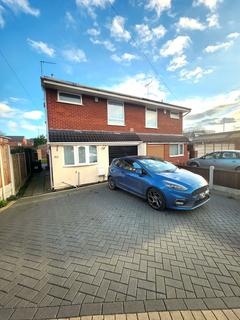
187 150 240 171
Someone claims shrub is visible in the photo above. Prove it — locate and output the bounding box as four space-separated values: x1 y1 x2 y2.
0 200 7 208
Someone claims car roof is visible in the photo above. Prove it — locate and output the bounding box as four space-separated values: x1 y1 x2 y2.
114 155 163 161
210 150 240 153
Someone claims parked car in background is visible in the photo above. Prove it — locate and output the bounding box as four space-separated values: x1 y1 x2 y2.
187 150 240 171
108 156 210 211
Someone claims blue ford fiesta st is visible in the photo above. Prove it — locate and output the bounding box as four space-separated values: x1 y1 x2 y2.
108 156 210 211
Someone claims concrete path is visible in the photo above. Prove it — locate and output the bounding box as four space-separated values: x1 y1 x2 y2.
23 169 51 197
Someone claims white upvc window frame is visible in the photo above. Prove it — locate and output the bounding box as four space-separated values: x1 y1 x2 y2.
57 91 82 105
63 145 98 166
169 143 184 157
145 107 158 129
170 111 180 119
107 100 125 126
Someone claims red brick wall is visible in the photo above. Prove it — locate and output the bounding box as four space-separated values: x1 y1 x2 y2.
46 89 183 134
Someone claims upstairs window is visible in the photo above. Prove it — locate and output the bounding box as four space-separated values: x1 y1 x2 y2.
107 100 125 126
58 91 82 105
170 111 180 119
146 108 157 128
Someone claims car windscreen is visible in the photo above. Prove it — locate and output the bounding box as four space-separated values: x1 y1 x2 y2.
138 158 177 173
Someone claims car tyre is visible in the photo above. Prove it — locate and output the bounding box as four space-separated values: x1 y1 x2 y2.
235 166 240 171
108 176 117 190
189 162 199 167
147 188 166 211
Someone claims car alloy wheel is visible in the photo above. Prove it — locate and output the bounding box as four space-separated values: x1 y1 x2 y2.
147 188 166 210
108 176 116 190
190 162 199 167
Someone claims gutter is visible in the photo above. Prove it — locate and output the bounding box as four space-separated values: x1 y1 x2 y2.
42 79 191 113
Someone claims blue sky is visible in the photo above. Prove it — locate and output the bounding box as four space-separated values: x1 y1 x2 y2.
0 0 240 138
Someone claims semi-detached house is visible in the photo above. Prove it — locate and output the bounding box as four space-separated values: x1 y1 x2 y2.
41 77 190 190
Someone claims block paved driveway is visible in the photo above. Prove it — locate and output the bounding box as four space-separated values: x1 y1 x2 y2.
0 184 240 319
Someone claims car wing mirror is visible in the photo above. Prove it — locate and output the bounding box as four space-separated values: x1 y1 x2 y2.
135 168 144 176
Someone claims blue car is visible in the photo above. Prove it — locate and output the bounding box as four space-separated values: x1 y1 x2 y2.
108 156 210 211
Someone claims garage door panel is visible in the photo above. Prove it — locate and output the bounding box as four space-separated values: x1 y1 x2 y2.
147 144 164 158
109 146 138 164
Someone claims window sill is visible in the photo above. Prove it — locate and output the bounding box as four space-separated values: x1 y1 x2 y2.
107 123 126 126
145 126 158 129
57 99 83 106
63 163 98 168
169 154 184 157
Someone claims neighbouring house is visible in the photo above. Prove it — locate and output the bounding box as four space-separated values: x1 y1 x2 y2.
6 135 27 147
41 77 190 190
190 130 240 157
37 144 48 161
0 136 14 200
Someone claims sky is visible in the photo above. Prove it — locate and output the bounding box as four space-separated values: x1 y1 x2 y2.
0 0 240 138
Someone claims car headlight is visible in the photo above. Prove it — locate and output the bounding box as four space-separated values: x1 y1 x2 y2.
164 181 188 191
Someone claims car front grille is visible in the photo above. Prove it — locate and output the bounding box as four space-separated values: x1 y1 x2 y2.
194 194 210 206
192 185 209 196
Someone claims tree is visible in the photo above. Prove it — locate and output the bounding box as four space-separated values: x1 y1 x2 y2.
33 135 47 147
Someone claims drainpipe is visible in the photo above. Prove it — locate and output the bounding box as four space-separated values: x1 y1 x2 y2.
0 145 6 200
48 145 54 190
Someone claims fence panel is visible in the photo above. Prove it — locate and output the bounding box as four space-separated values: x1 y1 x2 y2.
12 153 29 193
180 166 240 189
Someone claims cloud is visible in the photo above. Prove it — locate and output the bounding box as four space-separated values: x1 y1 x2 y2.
172 90 240 116
176 90 240 132
135 24 166 43
204 32 239 53
111 53 138 63
110 16 131 42
0 5 5 28
177 17 206 31
193 0 222 11
180 66 213 83
106 73 166 101
7 120 17 132
65 11 76 28
207 13 219 27
204 41 233 53
2 0 40 16
0 102 15 118
76 0 114 18
27 38 55 57
167 55 187 71
90 38 115 51
62 48 87 62
21 121 45 132
23 110 43 120
160 36 191 57
145 0 171 17
87 28 100 36
227 32 240 39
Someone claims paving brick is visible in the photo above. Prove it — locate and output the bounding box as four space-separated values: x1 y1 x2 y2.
124 301 145 313
33 306 59 319
0 308 14 320
164 299 187 311
144 299 166 312
80 303 103 316
222 297 240 309
102 302 123 315
203 298 227 309
184 299 207 310
10 307 37 320
57 304 80 318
